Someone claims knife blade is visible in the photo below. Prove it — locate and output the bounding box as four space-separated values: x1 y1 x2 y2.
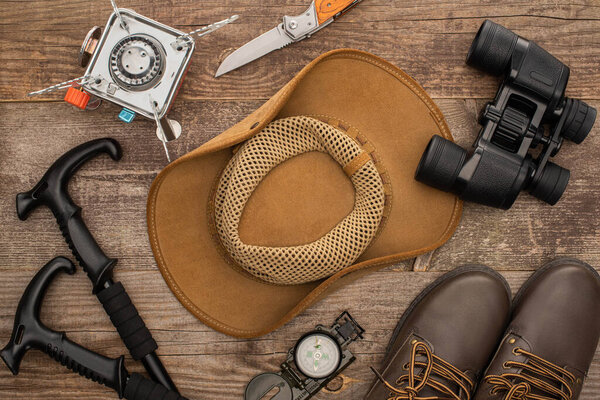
215 23 294 78
215 0 362 77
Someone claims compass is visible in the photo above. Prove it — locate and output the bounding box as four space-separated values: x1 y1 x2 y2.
245 312 364 400
294 332 342 379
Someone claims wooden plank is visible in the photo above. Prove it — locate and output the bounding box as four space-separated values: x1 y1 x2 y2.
0 101 598 399
0 269 598 399
1 100 598 272
0 99 260 269
1 1 599 101
1 2 600 398
412 251 434 271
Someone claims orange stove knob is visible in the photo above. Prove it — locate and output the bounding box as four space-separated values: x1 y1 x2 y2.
64 87 91 110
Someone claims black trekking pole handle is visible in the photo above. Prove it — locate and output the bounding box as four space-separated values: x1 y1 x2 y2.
16 138 120 292
43 342 186 400
15 139 178 393
44 343 187 400
46 334 128 397
0 257 126 397
1 257 187 400
43 346 188 400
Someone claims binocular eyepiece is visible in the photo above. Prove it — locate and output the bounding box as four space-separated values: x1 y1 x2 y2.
416 20 596 209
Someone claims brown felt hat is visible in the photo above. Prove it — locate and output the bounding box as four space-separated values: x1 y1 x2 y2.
147 49 462 338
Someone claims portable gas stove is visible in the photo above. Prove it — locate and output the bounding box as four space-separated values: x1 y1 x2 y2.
29 0 238 161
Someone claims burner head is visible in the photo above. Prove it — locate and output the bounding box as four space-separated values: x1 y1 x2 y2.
109 34 165 91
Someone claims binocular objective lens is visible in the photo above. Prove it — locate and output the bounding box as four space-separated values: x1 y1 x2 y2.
466 20 518 76
415 135 467 192
530 161 570 205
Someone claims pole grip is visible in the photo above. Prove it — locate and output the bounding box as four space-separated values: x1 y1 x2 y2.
97 282 158 360
45 333 127 397
57 206 117 293
15 138 122 293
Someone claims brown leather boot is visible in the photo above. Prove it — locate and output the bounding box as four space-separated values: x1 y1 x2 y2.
474 258 600 400
365 265 511 399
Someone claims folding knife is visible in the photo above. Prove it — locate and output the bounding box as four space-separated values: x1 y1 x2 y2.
215 0 363 77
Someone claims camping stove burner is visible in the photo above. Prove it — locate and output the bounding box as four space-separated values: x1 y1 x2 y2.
27 1 239 162
109 34 165 90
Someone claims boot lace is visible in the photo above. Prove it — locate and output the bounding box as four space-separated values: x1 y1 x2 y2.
371 341 474 400
484 347 576 400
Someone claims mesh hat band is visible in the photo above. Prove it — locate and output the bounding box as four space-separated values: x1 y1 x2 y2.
213 116 386 285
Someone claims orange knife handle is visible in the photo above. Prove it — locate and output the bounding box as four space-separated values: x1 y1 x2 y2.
315 0 360 24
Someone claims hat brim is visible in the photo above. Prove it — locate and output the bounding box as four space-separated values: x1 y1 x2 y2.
147 49 462 338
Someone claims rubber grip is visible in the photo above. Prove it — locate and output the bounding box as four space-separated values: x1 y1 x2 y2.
125 373 188 400
58 208 117 293
97 283 158 360
15 138 122 293
44 336 126 396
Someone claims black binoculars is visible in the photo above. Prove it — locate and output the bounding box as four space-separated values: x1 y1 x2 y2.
416 20 596 209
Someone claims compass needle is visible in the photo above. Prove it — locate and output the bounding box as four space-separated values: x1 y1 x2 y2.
296 333 341 379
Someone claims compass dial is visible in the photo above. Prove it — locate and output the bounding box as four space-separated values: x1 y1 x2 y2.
109 34 166 91
294 332 342 379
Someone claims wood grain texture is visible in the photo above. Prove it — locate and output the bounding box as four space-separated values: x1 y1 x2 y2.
2 99 598 272
1 1 599 399
1 1 599 101
0 269 598 399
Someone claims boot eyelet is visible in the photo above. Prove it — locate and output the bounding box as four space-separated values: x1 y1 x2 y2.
512 347 521 356
503 362 511 369
403 362 409 370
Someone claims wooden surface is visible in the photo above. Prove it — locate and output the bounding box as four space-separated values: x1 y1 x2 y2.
0 1 599 399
